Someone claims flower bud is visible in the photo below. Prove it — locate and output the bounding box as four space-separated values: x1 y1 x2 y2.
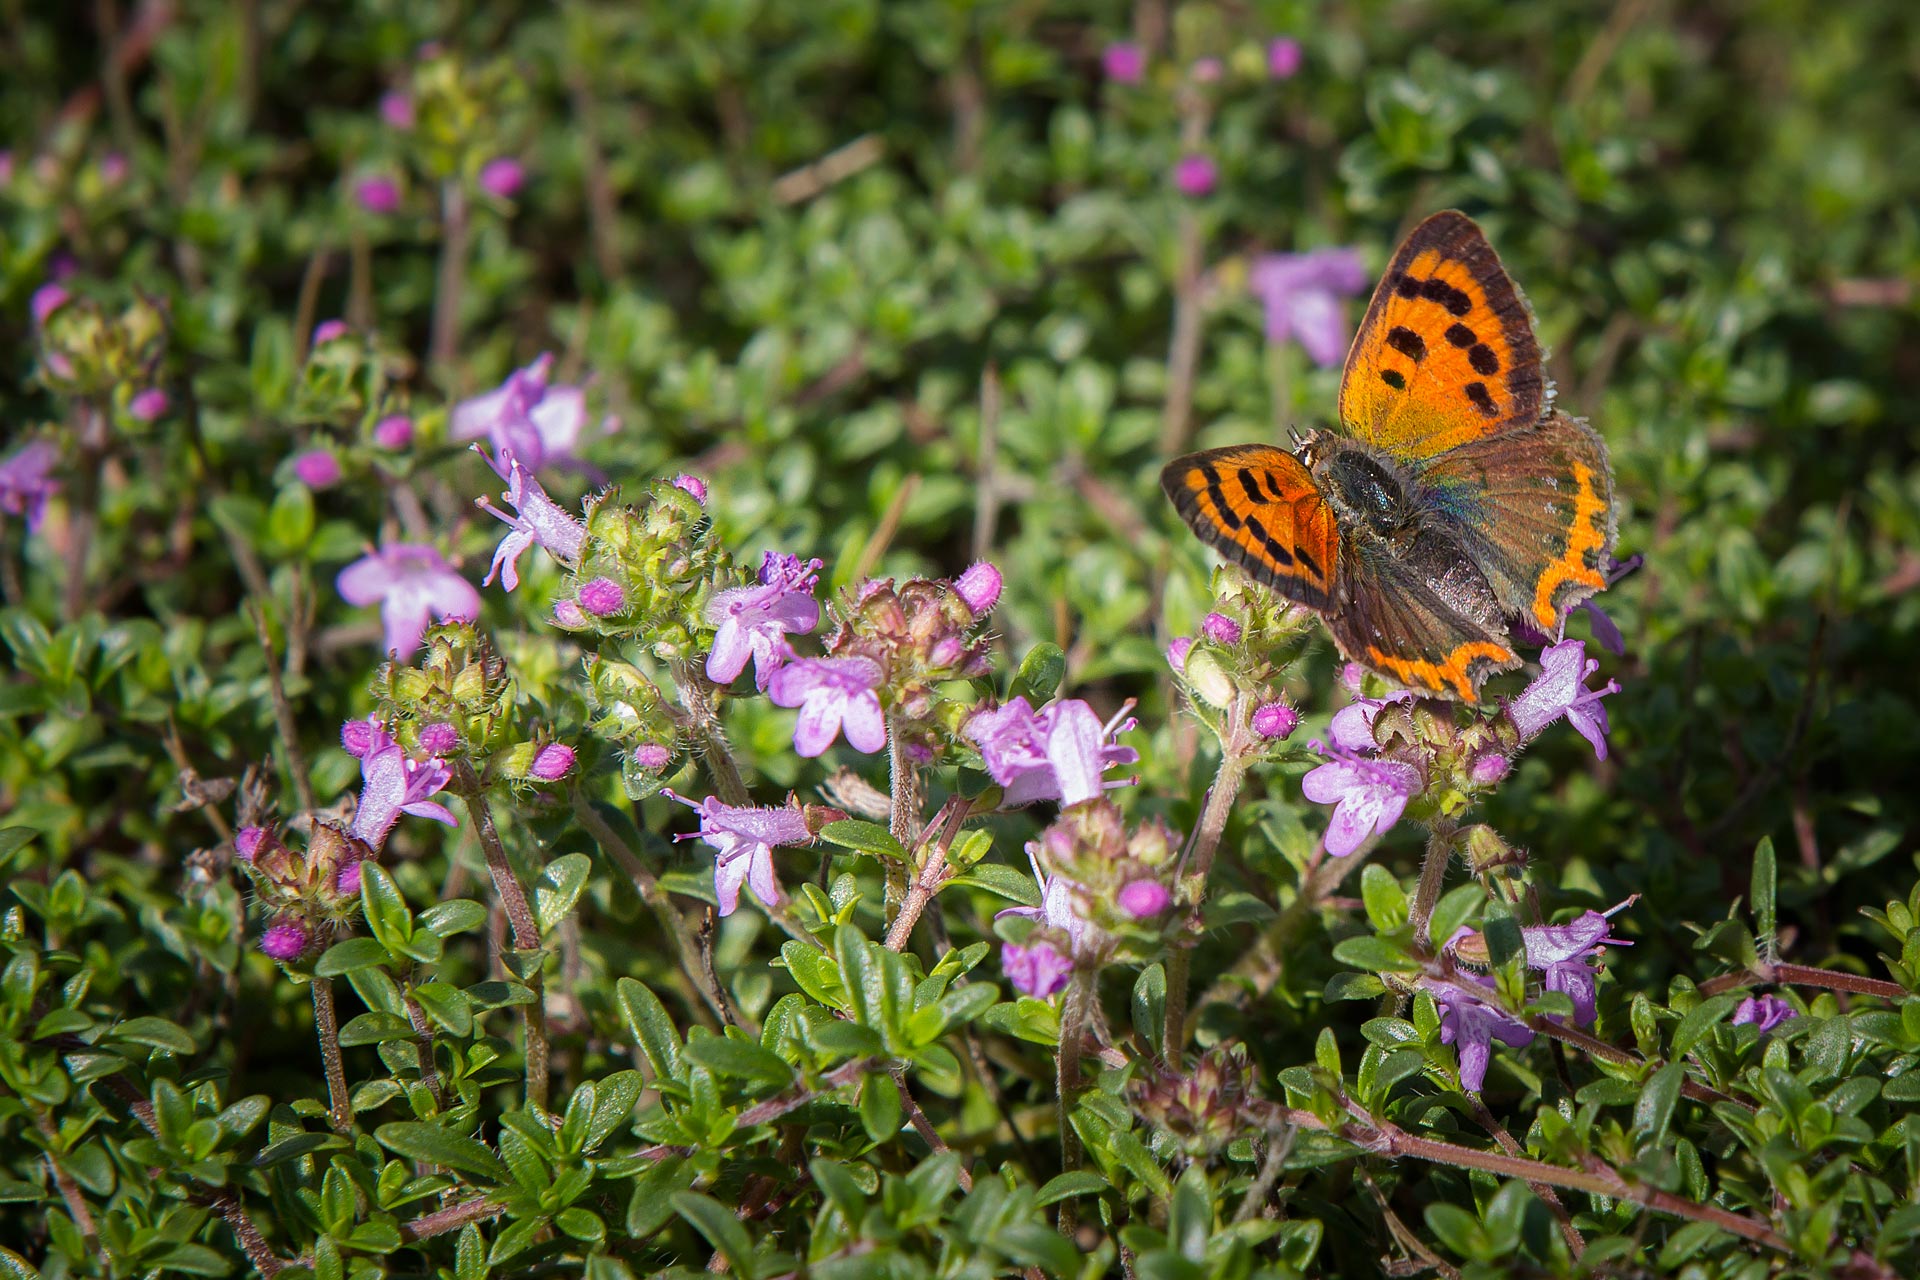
335 860 363 896
312 319 349 345
341 718 379 757
578 577 627 617
671 473 708 504
1252 700 1299 740
235 826 268 862
529 743 575 781
128 388 169 421
1467 750 1511 785
1183 647 1235 709
373 414 414 449
954 561 1003 615
1200 612 1242 645
1117 880 1171 919
259 919 311 961
478 157 525 199
292 450 342 489
31 284 70 327
552 597 588 629
356 176 402 214
633 743 671 770
1167 636 1193 673
416 721 458 755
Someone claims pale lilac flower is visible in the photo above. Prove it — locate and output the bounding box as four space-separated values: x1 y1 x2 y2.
128 388 169 421
530 743 575 781
768 657 887 757
0 441 59 534
578 577 626 616
1200 611 1241 645
313 319 349 345
348 720 457 849
31 283 70 327
379 90 415 129
373 414 414 450
965 697 1139 808
1167 637 1193 673
260 920 310 961
336 543 481 660
1733 993 1797 1035
1508 639 1619 760
1426 975 1534 1093
1326 690 1415 754
356 176 402 214
1252 700 1298 740
954 561 1003 615
1002 940 1074 998
1102 41 1145 83
705 552 822 688
1118 880 1171 919
473 444 588 591
450 354 611 473
633 743 671 770
234 826 267 862
1267 37 1302 79
1174 153 1217 197
665 791 810 916
293 450 342 489
98 153 128 184
478 157 525 199
1518 898 1633 1026
1301 709 1421 858
416 722 458 755
672 473 708 504
1249 248 1369 367
336 861 363 896
552 597 588 628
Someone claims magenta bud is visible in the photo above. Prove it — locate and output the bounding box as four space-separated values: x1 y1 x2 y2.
373 414 414 450
530 743 575 781
341 719 378 757
578 577 627 617
1174 154 1217 197
1252 700 1299 740
551 597 588 629
1191 56 1223 83
671 473 708 504
417 722 458 755
292 450 341 489
355 176 402 214
955 560 1003 615
129 388 169 421
1117 879 1171 919
379 90 415 130
1267 37 1302 79
336 861 363 896
312 319 348 345
98 152 128 184
259 920 310 961
1468 751 1511 785
31 283 70 327
1167 636 1193 673
235 826 267 862
633 743 671 770
929 636 964 668
478 157 525 199
1200 612 1241 645
1102 41 1145 83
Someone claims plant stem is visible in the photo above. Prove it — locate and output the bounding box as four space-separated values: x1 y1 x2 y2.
33 1104 100 1253
212 1194 286 1277
1696 961 1906 1001
885 800 967 952
1408 819 1458 950
675 662 751 806
572 798 728 1027
429 179 469 380
457 772 549 1111
1055 969 1095 1237
248 601 316 815
403 992 448 1114
894 1068 973 1191
1162 701 1252 1057
310 977 352 1135
885 716 923 922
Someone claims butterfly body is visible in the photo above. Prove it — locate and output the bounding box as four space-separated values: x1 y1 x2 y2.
1163 212 1617 702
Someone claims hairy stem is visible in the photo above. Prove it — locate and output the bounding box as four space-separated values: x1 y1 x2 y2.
429 179 469 379
403 992 448 1114
885 800 967 952
1409 819 1458 950
675 662 751 807
1055 970 1095 1237
457 773 549 1110
1163 700 1252 1056
248 601 316 814
33 1104 100 1253
885 716 923 921
1697 961 1906 1002
310 977 352 1135
894 1068 973 1191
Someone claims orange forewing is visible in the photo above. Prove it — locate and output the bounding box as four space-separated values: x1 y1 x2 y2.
1339 211 1545 460
1159 446 1340 610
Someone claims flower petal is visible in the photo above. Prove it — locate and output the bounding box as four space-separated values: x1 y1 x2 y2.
792 691 842 758
840 691 888 754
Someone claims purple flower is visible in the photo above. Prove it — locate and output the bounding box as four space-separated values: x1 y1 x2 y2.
313 319 349 345
1249 248 1369 367
1508 639 1619 759
1519 898 1633 1026
965 696 1139 808
1173 153 1217 197
1733 993 1797 1035
1267 37 1302 79
473 445 588 592
416 722 458 755
1467 750 1511 785
336 543 481 660
1426 976 1535 1093
31 284 70 327
336 860 363 896
1167 637 1193 673
672 473 708 505
1252 700 1298 740
478 157 525 199
341 718 379 757
0 441 59 534
379 90 415 129
552 597 588 629
705 552 822 688
578 577 626 616
98 153 128 185
633 743 671 771
1200 611 1241 645
373 414 414 450
768 657 887 757
954 561 1003 615
1002 940 1074 998
348 720 457 849
1118 880 1171 919
1102 41 1146 83
1301 754 1419 856
128 388 169 421
1326 690 1415 754
260 920 311 961
529 743 575 781
665 791 811 917
293 450 342 489
234 826 267 862
450 354 610 473
356 176 402 214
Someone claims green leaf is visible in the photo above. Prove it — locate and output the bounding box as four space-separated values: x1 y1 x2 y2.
1035 1171 1109 1206
671 1192 757 1277
533 853 593 935
359 864 415 957
1132 963 1166 1050
0 828 36 869
1009 642 1065 702
616 978 683 1082
1670 994 1742 1057
253 1132 350 1166
1635 1061 1685 1143
374 1122 509 1182
314 937 393 977
1426 883 1483 950
684 1034 794 1087
1751 835 1777 962
338 1012 414 1046
419 899 489 938
1360 864 1408 933
819 820 905 861
107 1016 196 1055
627 1157 693 1238
941 860 1040 905
1324 972 1388 1002
1331 935 1422 973
859 1073 901 1142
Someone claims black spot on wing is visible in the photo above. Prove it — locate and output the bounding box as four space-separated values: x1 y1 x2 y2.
1392 273 1421 299
1464 382 1497 417
1236 469 1265 504
1468 344 1500 375
1385 326 1426 361
1243 514 1295 567
1200 463 1240 529
1420 278 1472 316
1445 323 1476 348
1380 369 1406 390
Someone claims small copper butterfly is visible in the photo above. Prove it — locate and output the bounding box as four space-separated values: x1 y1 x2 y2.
1162 211 1617 701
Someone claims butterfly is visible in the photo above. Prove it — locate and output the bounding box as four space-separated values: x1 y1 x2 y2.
1162 211 1617 702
